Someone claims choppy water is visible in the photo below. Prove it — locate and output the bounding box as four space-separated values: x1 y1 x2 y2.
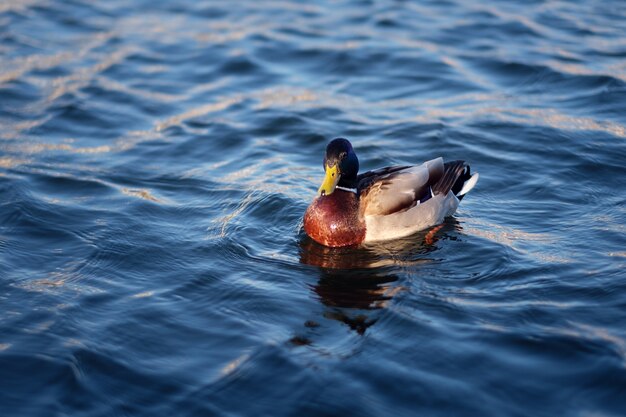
2 1 626 416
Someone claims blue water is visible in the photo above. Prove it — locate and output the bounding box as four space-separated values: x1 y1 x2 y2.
1 1 626 416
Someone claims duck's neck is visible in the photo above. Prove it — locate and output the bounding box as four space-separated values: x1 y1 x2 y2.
338 175 357 190
337 176 357 194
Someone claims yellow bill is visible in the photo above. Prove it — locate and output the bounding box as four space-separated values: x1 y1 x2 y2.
318 164 340 196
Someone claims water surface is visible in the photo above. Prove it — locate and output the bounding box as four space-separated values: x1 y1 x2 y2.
1 1 626 416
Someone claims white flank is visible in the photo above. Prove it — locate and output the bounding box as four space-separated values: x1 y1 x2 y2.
363 192 460 242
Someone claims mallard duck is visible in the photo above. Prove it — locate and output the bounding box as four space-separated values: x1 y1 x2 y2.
303 138 479 247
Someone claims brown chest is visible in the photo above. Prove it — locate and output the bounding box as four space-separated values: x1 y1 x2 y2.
303 191 366 247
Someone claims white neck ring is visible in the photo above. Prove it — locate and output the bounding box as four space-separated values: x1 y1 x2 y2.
336 186 357 194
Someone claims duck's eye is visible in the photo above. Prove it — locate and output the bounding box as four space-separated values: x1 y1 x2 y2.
331 173 335 177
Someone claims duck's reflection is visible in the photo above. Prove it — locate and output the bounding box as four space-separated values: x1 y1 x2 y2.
314 268 399 335
298 232 439 335
297 219 463 336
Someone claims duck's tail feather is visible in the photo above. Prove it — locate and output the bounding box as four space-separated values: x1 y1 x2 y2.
432 160 478 201
432 160 466 196
457 172 479 200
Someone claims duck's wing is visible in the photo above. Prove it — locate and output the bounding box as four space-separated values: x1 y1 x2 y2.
360 159 479 242
357 158 445 216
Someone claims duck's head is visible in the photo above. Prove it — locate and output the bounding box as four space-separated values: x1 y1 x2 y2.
318 138 359 196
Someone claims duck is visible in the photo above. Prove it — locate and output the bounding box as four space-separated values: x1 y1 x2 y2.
303 138 479 247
